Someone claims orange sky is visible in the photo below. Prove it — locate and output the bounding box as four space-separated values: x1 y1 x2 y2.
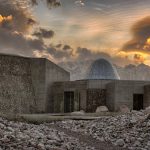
31 0 150 65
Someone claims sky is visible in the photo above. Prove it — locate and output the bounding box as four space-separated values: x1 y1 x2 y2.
1 0 150 66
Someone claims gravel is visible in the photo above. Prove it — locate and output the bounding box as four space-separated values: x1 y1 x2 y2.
0 118 94 150
55 109 150 150
0 108 150 150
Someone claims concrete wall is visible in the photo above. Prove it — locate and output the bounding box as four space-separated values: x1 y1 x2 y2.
30 58 46 113
106 80 150 111
0 54 70 114
52 79 150 113
144 85 150 108
52 81 87 113
87 80 111 89
45 59 70 113
52 80 111 113
106 83 115 111
0 55 36 114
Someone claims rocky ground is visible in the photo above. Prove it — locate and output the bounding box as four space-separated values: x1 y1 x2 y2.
0 117 94 150
55 109 150 150
0 109 150 150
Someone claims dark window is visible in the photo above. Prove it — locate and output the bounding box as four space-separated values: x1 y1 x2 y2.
133 94 143 110
64 91 74 113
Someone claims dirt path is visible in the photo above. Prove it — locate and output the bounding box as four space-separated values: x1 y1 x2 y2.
49 124 125 150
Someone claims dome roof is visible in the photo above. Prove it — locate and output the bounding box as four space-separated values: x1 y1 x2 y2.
87 58 120 80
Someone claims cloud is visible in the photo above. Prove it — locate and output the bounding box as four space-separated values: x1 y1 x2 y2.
122 16 150 54
36 46 110 63
0 1 36 33
1 0 147 71
0 0 59 56
0 15 13 30
0 28 45 55
34 45 133 68
31 0 61 8
0 1 41 55
46 44 73 60
63 45 73 51
33 28 55 39
76 47 111 61
55 43 62 48
133 54 145 64
75 0 85 6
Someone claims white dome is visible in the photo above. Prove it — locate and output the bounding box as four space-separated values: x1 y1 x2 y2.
87 59 120 80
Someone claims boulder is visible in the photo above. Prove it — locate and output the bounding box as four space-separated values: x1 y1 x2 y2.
115 139 125 147
71 110 85 116
119 105 130 113
96 106 109 113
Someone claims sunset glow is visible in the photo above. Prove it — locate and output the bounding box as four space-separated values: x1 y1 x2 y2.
1 0 150 66
0 15 12 23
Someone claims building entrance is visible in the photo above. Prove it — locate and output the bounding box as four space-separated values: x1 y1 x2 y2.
133 94 143 110
64 91 74 113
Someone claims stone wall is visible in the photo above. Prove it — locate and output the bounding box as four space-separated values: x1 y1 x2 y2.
0 55 36 114
0 54 70 114
86 89 106 112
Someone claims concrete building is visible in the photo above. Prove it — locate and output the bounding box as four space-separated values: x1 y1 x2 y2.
0 54 150 114
52 59 150 113
0 54 69 114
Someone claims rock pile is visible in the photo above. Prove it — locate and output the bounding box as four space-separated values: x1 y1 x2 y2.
0 118 93 150
57 109 150 150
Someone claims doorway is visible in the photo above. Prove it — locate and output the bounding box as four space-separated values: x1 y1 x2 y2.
64 91 74 113
133 94 143 110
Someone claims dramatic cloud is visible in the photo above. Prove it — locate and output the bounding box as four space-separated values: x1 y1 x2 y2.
76 47 111 61
34 46 110 63
63 45 73 51
0 0 60 56
0 15 13 30
0 29 45 55
122 16 150 54
34 44 133 68
0 0 61 32
46 44 73 60
0 1 36 33
1 0 150 75
33 28 55 39
134 54 145 64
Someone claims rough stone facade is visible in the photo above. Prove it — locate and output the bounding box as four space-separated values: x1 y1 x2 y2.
0 55 35 114
86 89 106 112
1 54 150 114
0 54 70 114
